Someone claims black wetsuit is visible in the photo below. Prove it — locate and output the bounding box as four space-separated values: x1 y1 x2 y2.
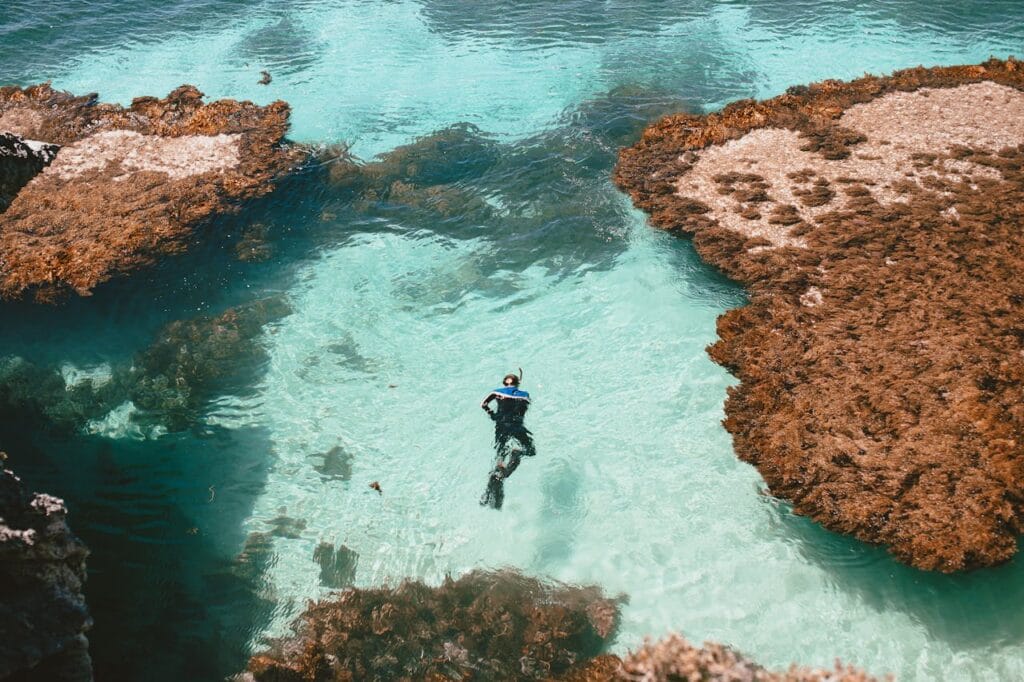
480 385 535 508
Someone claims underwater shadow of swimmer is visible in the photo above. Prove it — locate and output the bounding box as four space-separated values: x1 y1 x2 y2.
762 490 1024 652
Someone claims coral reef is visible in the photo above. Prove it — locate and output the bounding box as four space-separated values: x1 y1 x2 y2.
123 296 291 431
242 569 621 681
0 83 299 301
0 297 290 434
0 459 92 681
615 58 1024 571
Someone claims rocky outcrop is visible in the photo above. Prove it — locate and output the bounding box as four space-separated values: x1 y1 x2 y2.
0 84 299 301
615 58 1024 571
242 569 622 681
0 460 92 681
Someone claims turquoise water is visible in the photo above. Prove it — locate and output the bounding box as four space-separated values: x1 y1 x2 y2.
3 1 1024 680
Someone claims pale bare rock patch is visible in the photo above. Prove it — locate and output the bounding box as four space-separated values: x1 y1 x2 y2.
45 129 241 181
800 286 823 307
675 82 1024 250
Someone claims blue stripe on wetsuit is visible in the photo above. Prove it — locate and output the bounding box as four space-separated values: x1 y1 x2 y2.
492 386 530 401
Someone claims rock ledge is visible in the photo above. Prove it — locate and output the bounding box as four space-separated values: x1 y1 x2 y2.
615 58 1024 571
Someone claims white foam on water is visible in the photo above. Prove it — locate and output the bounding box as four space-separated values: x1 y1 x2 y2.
85 401 168 440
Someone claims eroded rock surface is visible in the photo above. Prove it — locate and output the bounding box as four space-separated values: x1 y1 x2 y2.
0 461 92 681
0 84 298 301
243 569 622 681
615 58 1024 571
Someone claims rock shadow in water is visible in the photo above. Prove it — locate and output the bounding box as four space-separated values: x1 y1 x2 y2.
766 496 1024 654
0 425 279 682
313 541 358 589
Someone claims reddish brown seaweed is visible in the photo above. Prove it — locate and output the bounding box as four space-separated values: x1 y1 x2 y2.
615 59 1024 572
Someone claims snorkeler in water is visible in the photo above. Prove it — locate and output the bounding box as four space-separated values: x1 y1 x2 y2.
479 370 535 509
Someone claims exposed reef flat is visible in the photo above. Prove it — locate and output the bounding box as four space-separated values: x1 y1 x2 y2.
0 459 92 681
239 569 879 681
0 84 298 301
242 569 621 681
615 58 1024 572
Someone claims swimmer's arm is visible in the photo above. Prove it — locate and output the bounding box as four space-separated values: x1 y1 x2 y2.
481 392 497 414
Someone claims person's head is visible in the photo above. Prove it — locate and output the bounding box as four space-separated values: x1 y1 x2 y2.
502 373 520 387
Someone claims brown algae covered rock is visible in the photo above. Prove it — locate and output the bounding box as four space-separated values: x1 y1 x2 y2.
0 461 93 681
616 634 881 682
0 83 301 301
614 58 1024 571
243 569 622 681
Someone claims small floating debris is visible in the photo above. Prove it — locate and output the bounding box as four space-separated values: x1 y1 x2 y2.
369 481 382 495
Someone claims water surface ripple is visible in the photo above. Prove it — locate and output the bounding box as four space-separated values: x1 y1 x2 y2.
1 1 1024 680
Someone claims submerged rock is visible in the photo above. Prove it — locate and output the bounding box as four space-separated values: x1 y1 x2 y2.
312 541 358 588
0 461 93 681
0 296 290 435
609 634 879 682
0 355 118 433
0 83 300 301
265 514 307 540
122 296 291 431
243 569 622 681
615 58 1024 571
312 445 354 481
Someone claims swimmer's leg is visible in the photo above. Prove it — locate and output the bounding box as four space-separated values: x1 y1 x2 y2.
503 450 523 478
480 467 505 509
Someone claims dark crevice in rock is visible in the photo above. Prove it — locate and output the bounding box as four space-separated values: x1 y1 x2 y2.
0 461 92 681
0 133 59 214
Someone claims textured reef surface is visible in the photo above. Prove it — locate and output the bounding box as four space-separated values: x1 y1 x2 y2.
240 569 879 682
0 459 92 681
242 569 621 681
0 297 290 435
0 84 297 301
616 59 1024 572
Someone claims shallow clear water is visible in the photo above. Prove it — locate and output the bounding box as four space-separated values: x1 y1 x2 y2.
3 1 1024 680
